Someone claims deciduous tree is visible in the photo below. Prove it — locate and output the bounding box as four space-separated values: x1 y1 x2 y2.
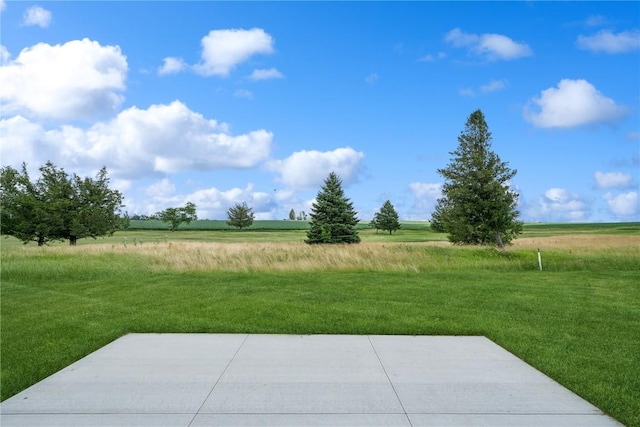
306 172 360 244
431 109 522 249
155 202 197 231
0 162 124 246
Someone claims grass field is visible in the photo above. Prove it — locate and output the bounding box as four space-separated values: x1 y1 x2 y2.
1 223 639 425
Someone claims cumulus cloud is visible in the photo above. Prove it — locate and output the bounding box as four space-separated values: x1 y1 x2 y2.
194 28 275 77
249 67 283 80
0 115 45 169
269 147 365 190
0 101 273 179
603 192 639 218
158 57 186 75
577 29 640 54
22 5 51 28
594 171 633 189
523 79 626 128
0 45 9 64
145 178 176 197
444 28 532 61
407 182 442 220
135 183 277 220
527 188 590 222
409 182 442 200
0 39 127 120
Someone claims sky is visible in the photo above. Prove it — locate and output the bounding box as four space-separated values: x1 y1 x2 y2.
1 1 639 223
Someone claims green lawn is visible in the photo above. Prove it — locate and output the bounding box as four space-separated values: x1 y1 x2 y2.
1 225 639 426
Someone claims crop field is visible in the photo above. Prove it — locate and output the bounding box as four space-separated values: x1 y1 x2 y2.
1 222 639 425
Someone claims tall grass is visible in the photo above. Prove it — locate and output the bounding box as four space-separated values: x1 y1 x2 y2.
10 235 637 273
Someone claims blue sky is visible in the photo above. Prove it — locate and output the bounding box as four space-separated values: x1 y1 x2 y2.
1 1 639 222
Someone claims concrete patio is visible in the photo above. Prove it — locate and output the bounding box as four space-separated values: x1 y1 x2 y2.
0 334 622 426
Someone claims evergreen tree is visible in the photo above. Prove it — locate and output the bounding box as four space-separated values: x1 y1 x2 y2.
289 208 296 221
431 109 522 249
371 200 401 235
226 202 255 229
305 172 360 244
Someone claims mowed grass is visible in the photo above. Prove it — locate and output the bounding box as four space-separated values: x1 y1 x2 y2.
1 224 639 425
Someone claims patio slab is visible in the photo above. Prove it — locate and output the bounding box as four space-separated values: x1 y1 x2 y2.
0 334 623 426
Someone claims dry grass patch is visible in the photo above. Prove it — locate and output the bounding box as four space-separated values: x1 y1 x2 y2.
513 234 639 252
18 241 456 272
131 242 450 272
9 233 637 272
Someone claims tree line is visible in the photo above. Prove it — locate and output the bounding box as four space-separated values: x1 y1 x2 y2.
1 109 522 248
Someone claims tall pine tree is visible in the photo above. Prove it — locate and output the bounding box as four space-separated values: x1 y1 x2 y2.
431 109 522 249
306 172 360 244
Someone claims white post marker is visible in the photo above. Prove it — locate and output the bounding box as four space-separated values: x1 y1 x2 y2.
538 248 543 271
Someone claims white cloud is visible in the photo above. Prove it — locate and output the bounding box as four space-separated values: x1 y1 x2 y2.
408 182 442 220
418 52 446 62
458 87 475 97
180 183 277 219
249 67 283 80
112 179 132 193
0 39 127 120
458 79 507 97
577 29 640 54
603 192 639 218
23 6 51 28
594 171 633 189
527 188 590 222
523 79 626 128
444 28 532 61
233 89 253 99
0 45 9 64
158 57 186 75
0 115 45 169
365 73 378 85
445 28 478 48
194 28 275 77
409 182 441 200
146 178 176 197
0 101 273 179
0 0 5 12
586 15 608 27
269 147 365 190
480 79 507 93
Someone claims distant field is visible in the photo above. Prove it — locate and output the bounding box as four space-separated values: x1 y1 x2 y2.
127 219 434 231
1 222 638 425
128 218 639 232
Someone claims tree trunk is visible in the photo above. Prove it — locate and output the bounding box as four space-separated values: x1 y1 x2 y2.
37 234 45 247
69 236 77 246
494 228 504 251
